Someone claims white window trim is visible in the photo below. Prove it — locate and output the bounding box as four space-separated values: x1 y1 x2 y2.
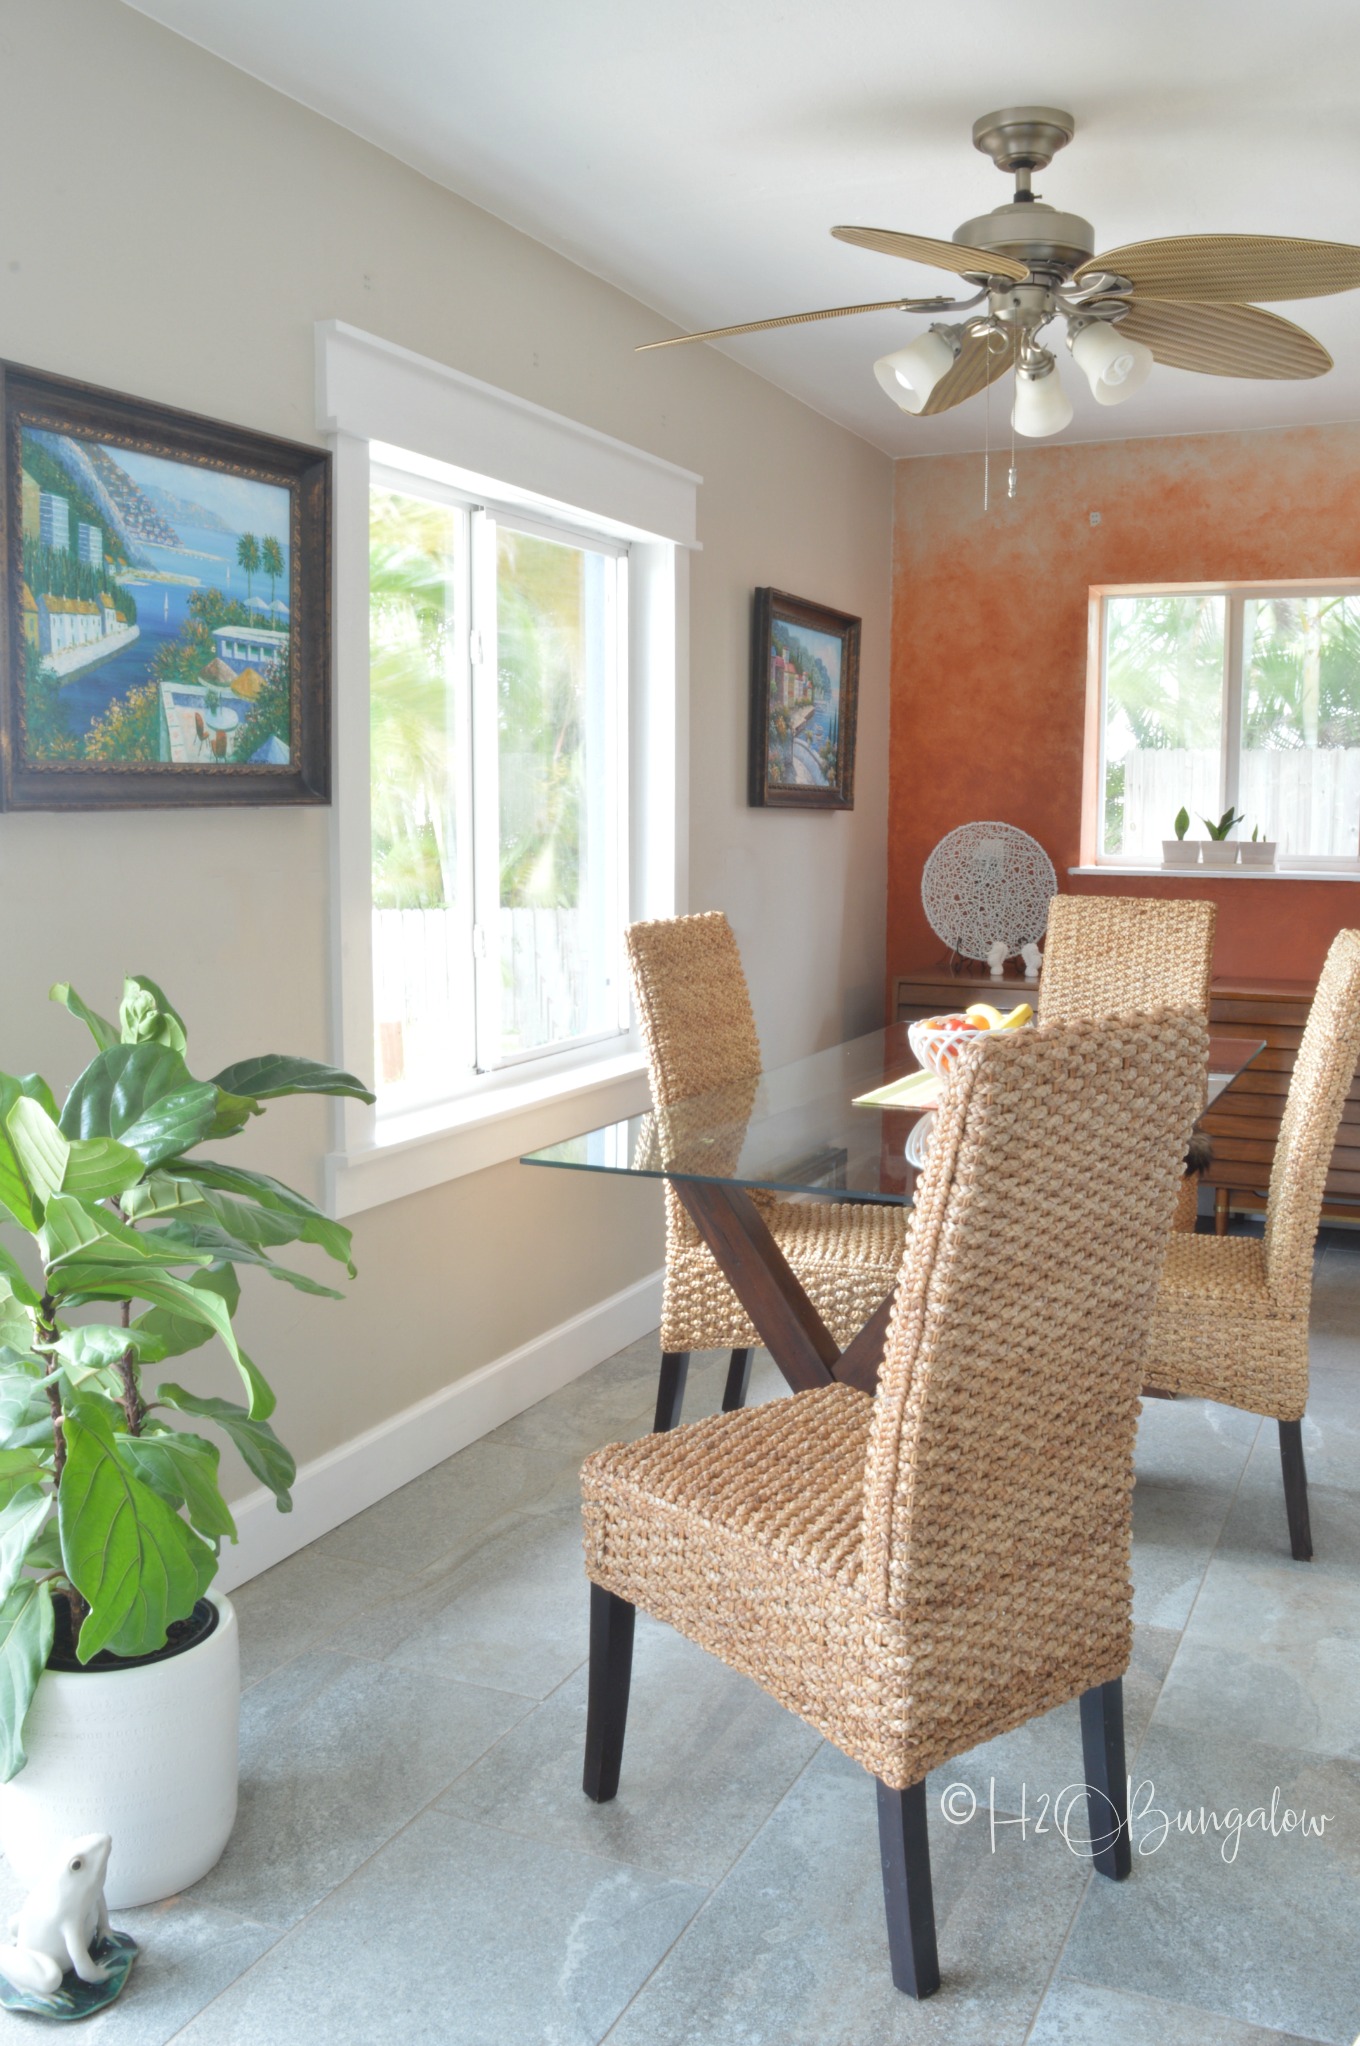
317 321 698 1218
1082 576 1360 877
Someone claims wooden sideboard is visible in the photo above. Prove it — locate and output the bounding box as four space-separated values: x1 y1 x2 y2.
892 968 1360 1230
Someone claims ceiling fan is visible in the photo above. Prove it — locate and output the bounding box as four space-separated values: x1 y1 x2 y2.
638 106 1360 439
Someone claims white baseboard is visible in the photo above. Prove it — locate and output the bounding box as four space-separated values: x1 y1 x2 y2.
215 1268 663 1592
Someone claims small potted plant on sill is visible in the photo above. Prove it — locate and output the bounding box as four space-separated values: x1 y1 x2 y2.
1162 805 1199 867
0 975 373 1911
1199 807 1243 868
1239 823 1277 868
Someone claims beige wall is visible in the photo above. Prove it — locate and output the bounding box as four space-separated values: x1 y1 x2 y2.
0 1 892 1497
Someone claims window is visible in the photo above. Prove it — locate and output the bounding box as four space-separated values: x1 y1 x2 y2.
318 321 694 1217
1094 582 1360 870
369 471 628 1116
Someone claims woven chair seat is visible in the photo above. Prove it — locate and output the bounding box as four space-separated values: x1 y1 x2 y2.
586 1011 1209 1791
663 1193 909 1352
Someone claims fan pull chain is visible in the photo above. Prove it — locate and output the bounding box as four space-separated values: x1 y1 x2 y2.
1008 367 1018 499
982 349 991 512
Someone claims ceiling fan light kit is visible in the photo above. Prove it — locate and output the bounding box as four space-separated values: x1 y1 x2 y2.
641 102 1360 482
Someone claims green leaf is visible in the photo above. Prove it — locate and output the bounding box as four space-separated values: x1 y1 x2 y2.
58 1399 215 1662
0 1288 35 1358
63 1137 146 1204
0 1488 50 1604
15 1077 58 1124
56 1264 261 1415
59 1045 220 1168
119 976 188 1057
122 1175 211 1227
210 1054 375 1106
131 1265 239 1363
52 1325 168 1372
0 1579 54 1780
0 1078 41 1231
157 1384 294 1508
152 1222 343 1300
0 1248 39 1311
115 1426 236 1546
6 1096 67 1207
0 1370 51 1451
0 1448 50 1496
50 983 119 1054
40 1192 213 1273
169 1162 356 1273
22 1525 62 1573
204 1091 261 1143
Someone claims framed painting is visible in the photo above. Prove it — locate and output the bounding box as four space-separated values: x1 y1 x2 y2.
748 586 859 810
0 361 330 808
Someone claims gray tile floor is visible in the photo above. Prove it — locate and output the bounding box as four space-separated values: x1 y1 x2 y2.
13 1231 1360 2044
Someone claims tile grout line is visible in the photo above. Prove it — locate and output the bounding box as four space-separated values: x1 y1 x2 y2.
594 1737 834 2044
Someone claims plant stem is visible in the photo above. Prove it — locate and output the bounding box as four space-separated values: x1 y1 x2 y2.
39 1294 64 1486
116 1347 146 1437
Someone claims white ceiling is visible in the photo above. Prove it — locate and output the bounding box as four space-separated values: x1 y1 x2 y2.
124 0 1360 456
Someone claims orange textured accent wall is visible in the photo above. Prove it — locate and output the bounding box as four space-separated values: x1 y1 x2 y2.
889 422 1360 996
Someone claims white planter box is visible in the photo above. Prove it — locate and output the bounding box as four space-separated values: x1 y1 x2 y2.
0 1595 239 1911
1199 840 1240 868
1161 839 1200 867
1239 840 1277 867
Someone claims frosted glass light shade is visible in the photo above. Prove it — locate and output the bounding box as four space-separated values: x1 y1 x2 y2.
1072 321 1154 406
1011 359 1074 438
873 328 957 414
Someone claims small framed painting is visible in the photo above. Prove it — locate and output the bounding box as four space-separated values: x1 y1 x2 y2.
0 361 330 808
749 587 859 810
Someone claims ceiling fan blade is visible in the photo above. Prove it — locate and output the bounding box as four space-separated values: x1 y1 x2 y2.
1077 234 1360 303
832 225 1029 283
1117 298 1332 379
918 329 1015 416
635 297 922 351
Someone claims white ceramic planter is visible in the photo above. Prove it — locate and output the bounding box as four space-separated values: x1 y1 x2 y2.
0 1595 238 1911
1199 840 1240 868
1161 839 1199 867
1240 840 1277 867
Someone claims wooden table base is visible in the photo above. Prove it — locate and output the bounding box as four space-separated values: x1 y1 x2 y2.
672 1179 895 1397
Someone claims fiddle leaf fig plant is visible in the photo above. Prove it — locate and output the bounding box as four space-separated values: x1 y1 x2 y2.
0 976 374 1779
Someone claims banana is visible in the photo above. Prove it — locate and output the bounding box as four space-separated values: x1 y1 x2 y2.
1000 1002 1033 1029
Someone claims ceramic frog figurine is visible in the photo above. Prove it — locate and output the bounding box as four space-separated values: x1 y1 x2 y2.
0 1833 113 1997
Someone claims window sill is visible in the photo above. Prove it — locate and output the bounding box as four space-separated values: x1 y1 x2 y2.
1068 865 1360 882
326 1049 651 1218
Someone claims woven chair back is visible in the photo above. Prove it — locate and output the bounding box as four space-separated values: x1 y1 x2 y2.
625 912 762 1108
1264 929 1360 1308
1037 897 1216 1024
862 1012 1207 1660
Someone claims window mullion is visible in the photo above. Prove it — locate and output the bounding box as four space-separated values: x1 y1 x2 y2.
1222 593 1245 822
469 509 502 1073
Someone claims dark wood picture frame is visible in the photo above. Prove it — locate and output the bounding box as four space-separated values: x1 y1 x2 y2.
0 361 331 809
749 586 859 810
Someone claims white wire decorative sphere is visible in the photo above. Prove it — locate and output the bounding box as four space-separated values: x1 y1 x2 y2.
921 822 1057 964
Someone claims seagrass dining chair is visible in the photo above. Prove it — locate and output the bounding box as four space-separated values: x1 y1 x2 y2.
626 912 908 1431
582 1009 1206 1995
1143 927 1360 1562
1039 895 1217 1229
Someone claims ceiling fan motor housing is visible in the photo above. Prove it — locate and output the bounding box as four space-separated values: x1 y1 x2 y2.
954 199 1096 278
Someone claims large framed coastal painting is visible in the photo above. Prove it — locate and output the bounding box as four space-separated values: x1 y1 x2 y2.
0 362 330 808
748 587 859 810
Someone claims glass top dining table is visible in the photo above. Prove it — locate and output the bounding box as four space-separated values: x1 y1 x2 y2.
522 1024 1266 1207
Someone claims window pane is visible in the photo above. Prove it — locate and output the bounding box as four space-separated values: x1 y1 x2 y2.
1102 594 1225 859
1241 596 1360 858
369 487 473 1108
495 527 621 1059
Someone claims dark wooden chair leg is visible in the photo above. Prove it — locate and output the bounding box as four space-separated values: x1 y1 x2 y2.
1279 1418 1313 1562
721 1347 753 1412
875 1778 940 1998
583 1584 636 1803
652 1352 690 1432
1079 1677 1131 1880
